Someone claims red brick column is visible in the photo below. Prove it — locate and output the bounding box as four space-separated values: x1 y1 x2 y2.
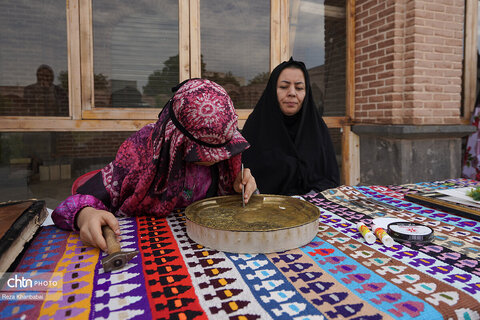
352 0 476 184
355 0 464 125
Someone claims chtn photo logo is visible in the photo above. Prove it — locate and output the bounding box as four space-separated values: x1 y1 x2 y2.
1 272 63 301
1 272 63 292
7 274 35 289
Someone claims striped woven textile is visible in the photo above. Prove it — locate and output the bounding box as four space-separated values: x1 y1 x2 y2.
1 178 479 319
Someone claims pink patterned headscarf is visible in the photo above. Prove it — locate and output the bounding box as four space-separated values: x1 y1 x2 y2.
98 79 249 217
158 78 248 163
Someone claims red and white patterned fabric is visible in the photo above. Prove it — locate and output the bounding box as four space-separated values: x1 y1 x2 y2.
52 79 249 230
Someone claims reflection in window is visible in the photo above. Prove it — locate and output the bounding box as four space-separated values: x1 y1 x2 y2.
0 131 131 208
289 0 346 116
200 1 270 109
93 1 178 108
329 127 342 171
0 0 69 117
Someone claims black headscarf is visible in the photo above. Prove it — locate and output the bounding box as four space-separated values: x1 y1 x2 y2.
241 58 340 195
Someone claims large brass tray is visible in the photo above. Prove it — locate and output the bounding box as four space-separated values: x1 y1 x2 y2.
185 194 320 253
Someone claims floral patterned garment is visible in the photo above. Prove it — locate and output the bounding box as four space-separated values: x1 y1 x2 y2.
52 79 249 230
463 106 480 180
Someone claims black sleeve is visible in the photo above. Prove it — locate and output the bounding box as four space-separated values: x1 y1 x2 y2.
77 171 112 209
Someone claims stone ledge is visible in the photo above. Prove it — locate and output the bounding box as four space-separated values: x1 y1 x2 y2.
352 124 476 139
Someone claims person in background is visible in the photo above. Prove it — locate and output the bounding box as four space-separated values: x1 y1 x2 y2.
53 78 257 251
24 64 68 116
462 52 480 180
242 58 339 195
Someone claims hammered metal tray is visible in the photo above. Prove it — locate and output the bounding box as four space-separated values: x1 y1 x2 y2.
185 194 320 253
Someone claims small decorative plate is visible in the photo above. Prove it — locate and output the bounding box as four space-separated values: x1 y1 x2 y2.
185 194 320 253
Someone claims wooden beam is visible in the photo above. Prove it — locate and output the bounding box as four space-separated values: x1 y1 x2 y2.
66 0 81 120
79 0 94 111
235 109 253 121
344 0 357 185
270 0 281 70
179 0 190 81
0 119 152 132
289 0 301 57
346 0 355 120
82 109 161 120
189 0 201 78
464 0 478 121
342 126 360 185
239 118 348 131
0 115 349 131
280 0 289 62
324 117 349 128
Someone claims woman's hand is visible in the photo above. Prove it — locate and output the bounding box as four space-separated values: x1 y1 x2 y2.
76 206 119 253
234 167 257 204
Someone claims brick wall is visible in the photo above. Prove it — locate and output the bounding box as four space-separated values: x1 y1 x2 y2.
355 0 464 125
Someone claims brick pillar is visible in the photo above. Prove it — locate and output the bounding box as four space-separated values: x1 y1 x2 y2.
352 0 475 184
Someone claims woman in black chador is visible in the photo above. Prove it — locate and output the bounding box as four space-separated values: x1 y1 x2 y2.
242 58 339 195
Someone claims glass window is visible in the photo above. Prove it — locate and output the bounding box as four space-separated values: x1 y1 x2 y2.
200 0 270 109
92 0 179 108
0 131 132 208
289 0 346 116
0 0 69 117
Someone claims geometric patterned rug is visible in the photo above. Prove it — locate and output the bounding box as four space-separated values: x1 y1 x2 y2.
1 178 479 319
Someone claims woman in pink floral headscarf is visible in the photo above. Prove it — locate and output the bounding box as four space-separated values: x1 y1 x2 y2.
52 79 257 251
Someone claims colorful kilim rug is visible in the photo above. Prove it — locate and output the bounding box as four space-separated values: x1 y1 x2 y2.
1 179 480 319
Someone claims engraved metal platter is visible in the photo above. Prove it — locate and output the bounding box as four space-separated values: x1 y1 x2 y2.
185 194 320 253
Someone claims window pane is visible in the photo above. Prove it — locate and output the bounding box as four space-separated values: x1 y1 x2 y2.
289 0 346 116
329 127 342 177
0 131 132 208
0 0 69 117
200 0 270 109
93 0 179 108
